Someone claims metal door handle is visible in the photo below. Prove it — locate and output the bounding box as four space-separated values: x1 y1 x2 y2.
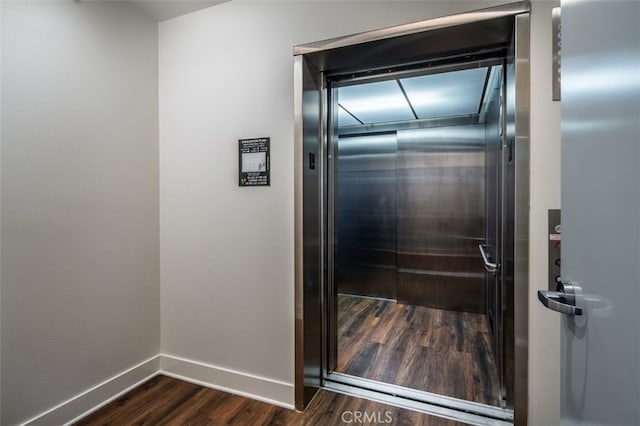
537 290 583 315
478 244 498 273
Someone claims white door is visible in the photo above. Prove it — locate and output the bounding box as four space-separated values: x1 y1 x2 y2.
539 1 640 425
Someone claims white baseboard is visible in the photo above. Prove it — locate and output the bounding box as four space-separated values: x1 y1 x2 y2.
21 353 294 425
159 354 295 410
22 356 160 426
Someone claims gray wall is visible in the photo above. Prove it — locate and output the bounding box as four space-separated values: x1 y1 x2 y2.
0 2 159 424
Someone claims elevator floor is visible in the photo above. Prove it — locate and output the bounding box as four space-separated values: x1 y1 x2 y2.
336 294 501 406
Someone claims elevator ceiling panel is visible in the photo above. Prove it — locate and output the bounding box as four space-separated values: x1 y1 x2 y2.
338 81 415 124
336 66 490 128
400 67 489 120
338 105 362 127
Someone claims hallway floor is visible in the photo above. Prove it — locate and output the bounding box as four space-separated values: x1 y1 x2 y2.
74 375 463 425
336 295 501 406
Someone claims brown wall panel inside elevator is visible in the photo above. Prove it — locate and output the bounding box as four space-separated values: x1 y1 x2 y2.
336 125 486 312
396 125 486 312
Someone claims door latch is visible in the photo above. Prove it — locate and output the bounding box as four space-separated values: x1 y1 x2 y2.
538 280 583 316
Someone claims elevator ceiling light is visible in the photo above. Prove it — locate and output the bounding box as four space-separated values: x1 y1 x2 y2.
400 67 489 120
338 80 415 124
336 67 490 127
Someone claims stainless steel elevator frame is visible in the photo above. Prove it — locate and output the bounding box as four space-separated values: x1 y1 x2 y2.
294 2 530 422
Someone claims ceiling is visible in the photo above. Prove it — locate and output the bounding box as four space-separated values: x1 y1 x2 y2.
337 67 490 128
130 0 228 22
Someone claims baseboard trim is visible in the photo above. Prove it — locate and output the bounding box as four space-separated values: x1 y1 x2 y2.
20 353 294 425
22 355 160 426
159 354 294 410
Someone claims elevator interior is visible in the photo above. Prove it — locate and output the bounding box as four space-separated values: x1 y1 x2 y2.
329 62 508 408
333 65 501 312
295 4 530 423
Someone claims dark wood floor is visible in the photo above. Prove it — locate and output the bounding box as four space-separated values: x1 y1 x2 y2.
75 375 466 425
336 295 501 406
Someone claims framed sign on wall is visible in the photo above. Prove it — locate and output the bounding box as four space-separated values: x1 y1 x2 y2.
239 137 270 187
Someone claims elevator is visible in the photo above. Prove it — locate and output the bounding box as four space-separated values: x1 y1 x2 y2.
294 3 530 424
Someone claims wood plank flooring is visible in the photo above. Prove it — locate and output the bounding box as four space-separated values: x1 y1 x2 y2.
336 295 501 406
75 375 466 425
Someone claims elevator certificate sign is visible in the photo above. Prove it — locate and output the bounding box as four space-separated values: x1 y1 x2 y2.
239 137 270 187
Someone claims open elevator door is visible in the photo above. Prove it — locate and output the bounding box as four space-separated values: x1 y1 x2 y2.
294 3 530 423
325 55 510 413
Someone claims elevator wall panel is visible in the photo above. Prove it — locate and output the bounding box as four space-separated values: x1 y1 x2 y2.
335 134 397 299
484 66 505 403
396 125 486 312
502 45 517 409
485 89 502 330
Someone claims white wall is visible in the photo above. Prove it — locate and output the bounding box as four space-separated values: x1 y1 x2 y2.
1 2 160 425
159 0 561 420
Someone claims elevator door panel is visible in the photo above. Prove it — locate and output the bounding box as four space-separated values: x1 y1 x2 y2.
335 134 398 299
397 125 486 312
